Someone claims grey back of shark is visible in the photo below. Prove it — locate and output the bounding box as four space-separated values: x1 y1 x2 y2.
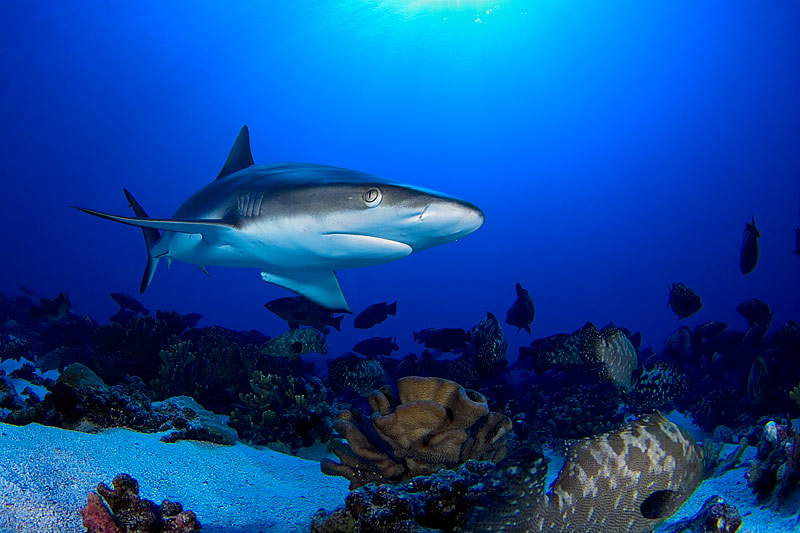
463 413 704 533
75 126 484 312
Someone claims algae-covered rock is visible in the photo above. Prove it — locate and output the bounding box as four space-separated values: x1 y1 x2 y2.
152 395 238 445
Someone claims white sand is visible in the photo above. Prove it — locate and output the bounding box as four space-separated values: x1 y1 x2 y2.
1 422 798 533
0 422 350 533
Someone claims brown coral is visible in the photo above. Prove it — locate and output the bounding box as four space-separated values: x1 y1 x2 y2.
321 376 511 489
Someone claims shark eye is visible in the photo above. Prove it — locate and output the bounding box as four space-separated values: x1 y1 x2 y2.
362 187 382 208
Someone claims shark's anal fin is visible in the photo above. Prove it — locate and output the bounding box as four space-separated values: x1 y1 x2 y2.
261 270 351 313
217 125 254 180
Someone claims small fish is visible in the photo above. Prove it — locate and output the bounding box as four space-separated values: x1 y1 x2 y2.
264 296 344 334
110 292 149 315
353 301 397 329
352 336 399 357
413 327 469 353
736 298 772 328
739 214 760 274
505 283 534 333
667 283 702 319
794 227 800 258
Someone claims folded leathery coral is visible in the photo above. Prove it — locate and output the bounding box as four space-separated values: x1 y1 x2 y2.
320 376 512 489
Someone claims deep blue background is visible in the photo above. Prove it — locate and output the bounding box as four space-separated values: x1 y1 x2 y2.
1 0 798 359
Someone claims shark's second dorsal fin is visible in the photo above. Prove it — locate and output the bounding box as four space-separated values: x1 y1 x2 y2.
216 125 255 180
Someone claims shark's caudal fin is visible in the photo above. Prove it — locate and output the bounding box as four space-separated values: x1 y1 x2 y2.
216 125 254 180
122 189 160 293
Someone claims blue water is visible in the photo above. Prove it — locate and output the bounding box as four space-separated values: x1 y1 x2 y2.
1 0 798 360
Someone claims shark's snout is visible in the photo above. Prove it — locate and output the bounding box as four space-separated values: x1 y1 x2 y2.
410 198 484 250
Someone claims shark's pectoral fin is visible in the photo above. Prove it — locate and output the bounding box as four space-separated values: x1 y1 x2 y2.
261 269 351 313
321 234 412 266
73 207 237 242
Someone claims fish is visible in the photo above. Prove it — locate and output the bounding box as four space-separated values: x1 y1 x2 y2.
264 296 344 334
667 283 702 319
181 313 203 328
463 412 705 533
353 301 397 329
736 298 772 328
109 292 149 315
505 282 534 333
352 336 399 357
739 214 760 274
75 126 484 312
412 327 469 353
18 286 35 297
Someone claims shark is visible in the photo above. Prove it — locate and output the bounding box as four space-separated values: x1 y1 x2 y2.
75 126 484 312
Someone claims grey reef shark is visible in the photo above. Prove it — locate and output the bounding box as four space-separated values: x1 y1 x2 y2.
75 126 484 312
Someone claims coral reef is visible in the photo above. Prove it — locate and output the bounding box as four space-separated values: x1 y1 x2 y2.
81 473 201 532
660 495 742 533
746 419 800 504
327 353 387 396
535 382 625 440
321 376 511 489
150 326 261 412
261 327 327 357
317 413 704 533
312 459 495 532
228 371 335 452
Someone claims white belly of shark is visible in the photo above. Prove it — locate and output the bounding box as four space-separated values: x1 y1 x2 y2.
75 126 484 312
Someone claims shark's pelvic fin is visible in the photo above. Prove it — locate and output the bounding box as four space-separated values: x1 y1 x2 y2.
260 269 351 312
122 189 161 293
216 125 255 180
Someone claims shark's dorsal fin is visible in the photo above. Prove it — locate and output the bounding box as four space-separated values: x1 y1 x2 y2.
216 125 255 180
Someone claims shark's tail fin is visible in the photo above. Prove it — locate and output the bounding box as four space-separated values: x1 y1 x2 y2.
123 188 161 293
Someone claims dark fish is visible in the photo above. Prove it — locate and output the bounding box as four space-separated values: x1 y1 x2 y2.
693 321 728 338
794 227 800 258
413 327 469 353
739 214 760 274
505 283 534 333
264 296 344 334
667 283 702 319
18 286 35 297
736 298 772 327
353 301 397 329
30 293 71 321
352 336 399 357
182 313 203 328
109 308 136 324
110 292 149 315
463 413 704 533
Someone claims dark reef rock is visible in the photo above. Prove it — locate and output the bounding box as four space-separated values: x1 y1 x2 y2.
81 473 201 533
746 419 800 504
312 460 495 532
660 495 742 533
